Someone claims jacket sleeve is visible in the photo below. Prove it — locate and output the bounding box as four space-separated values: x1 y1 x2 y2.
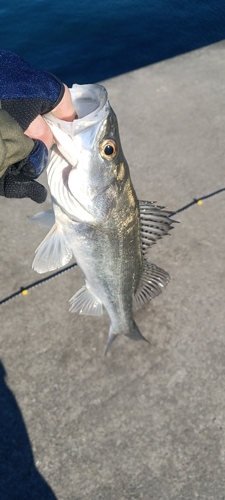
0 109 34 177
0 50 65 131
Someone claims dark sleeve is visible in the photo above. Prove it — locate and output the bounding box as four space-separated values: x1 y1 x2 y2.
0 50 65 130
0 109 34 177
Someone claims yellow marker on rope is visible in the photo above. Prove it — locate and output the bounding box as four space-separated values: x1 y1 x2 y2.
21 289 28 296
197 200 203 205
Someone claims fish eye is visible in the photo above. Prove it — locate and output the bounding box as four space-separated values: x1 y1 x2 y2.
105 144 114 155
100 139 117 159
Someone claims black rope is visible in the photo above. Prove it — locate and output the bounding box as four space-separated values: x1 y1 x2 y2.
0 263 77 305
170 187 225 216
0 187 224 306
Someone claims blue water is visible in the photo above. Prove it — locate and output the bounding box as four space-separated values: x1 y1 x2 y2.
1 0 225 86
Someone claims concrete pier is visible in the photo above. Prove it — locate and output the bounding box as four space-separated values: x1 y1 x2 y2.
0 42 225 499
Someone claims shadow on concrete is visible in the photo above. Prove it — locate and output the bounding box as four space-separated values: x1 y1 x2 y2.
0 361 57 500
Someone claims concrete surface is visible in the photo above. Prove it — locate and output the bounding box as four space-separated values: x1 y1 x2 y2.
1 42 225 499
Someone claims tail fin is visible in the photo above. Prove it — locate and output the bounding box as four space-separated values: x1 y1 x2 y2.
104 321 149 356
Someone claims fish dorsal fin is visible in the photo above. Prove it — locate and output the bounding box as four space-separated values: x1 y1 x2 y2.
69 285 103 316
32 223 73 274
133 259 170 310
139 201 175 253
30 209 55 228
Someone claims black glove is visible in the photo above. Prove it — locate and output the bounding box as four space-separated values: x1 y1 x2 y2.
0 140 48 203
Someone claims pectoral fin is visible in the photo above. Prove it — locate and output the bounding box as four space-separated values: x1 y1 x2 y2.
69 286 103 316
133 259 170 310
32 223 73 273
30 209 55 228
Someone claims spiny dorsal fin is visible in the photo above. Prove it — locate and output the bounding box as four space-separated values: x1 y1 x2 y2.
69 285 103 316
139 200 175 253
32 223 73 273
133 258 170 310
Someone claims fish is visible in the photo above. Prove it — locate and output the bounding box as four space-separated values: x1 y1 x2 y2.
32 83 175 354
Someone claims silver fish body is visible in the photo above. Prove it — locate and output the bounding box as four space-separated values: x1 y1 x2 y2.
32 84 174 353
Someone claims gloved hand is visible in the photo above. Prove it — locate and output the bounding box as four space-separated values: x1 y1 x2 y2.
0 50 75 203
0 112 48 203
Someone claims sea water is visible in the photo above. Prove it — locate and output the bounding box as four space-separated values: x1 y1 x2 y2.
1 0 225 85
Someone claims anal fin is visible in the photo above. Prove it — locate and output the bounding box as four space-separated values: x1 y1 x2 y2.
69 286 103 316
133 259 170 310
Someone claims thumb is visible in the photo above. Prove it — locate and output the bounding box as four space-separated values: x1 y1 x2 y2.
24 115 54 149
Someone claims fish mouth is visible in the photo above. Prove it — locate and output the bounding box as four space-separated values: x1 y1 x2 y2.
71 84 108 119
45 84 109 137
